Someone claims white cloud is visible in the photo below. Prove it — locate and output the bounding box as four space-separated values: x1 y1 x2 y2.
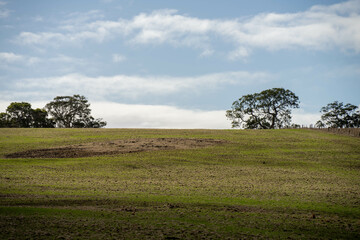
129 9 212 45
0 52 23 62
15 1 360 55
5 71 271 100
228 47 251 60
112 53 126 62
17 32 67 46
91 102 229 128
200 49 214 57
0 52 39 65
292 109 321 127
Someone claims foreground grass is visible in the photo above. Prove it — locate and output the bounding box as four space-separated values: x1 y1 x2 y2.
0 128 359 239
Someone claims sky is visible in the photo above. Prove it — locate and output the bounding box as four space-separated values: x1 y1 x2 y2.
0 0 359 128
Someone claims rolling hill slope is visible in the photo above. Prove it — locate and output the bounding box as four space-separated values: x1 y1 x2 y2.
1 128 359 239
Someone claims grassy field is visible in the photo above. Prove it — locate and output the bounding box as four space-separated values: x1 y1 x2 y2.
0 128 359 239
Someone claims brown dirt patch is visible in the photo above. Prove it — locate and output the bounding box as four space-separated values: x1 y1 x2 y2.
5 138 227 159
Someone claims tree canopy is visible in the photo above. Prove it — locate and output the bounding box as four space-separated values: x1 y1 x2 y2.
317 101 360 128
226 88 300 129
0 102 54 128
0 95 106 128
45 95 106 128
6 102 33 128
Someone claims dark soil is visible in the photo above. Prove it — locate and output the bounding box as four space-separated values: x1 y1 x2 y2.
5 138 226 158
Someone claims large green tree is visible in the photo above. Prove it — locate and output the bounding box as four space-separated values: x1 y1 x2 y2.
6 102 34 128
226 88 300 129
0 102 54 128
45 94 106 128
317 101 360 128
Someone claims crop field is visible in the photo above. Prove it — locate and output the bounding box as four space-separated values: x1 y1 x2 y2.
0 128 359 239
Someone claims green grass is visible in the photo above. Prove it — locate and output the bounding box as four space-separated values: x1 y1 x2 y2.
0 128 359 239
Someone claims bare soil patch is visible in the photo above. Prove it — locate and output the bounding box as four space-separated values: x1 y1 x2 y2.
5 138 226 158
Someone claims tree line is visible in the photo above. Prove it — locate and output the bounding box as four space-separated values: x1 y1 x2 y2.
226 88 360 129
0 95 106 128
1 89 358 129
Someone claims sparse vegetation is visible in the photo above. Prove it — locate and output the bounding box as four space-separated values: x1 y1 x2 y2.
0 128 359 239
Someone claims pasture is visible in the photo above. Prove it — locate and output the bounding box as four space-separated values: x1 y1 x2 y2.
0 128 359 239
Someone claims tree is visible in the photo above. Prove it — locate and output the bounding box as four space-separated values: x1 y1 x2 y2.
0 112 10 128
226 88 300 129
45 94 106 128
6 102 34 128
319 101 360 128
0 102 55 128
73 116 107 128
31 108 55 128
315 120 325 129
0 95 106 128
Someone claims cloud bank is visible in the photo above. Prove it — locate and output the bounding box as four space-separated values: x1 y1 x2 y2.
91 102 229 129
2 71 271 100
16 0 360 57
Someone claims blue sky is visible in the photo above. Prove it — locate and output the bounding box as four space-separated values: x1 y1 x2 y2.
0 0 359 128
